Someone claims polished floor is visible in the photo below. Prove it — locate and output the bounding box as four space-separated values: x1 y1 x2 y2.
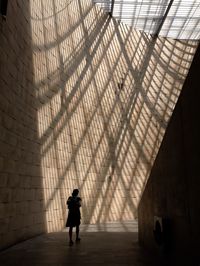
0 221 162 266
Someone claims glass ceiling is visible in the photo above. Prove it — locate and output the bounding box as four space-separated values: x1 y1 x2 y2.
93 0 200 40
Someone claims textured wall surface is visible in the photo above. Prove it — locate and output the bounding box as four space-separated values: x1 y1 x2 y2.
0 1 46 249
0 0 197 249
138 45 200 265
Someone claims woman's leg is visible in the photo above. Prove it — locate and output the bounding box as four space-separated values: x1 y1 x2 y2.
76 225 80 241
69 227 73 244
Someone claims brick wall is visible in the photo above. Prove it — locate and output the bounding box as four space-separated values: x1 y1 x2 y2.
0 0 197 249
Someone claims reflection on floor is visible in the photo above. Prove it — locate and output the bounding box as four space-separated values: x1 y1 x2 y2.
0 221 160 266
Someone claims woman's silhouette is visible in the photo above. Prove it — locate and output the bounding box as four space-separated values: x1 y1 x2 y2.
66 189 81 245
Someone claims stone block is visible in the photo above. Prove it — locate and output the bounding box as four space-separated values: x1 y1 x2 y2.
7 174 20 188
23 188 35 201
0 188 12 203
0 173 7 187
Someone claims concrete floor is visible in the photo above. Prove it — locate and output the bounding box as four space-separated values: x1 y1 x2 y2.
0 221 161 266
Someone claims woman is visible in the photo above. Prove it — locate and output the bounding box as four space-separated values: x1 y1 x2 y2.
66 189 81 245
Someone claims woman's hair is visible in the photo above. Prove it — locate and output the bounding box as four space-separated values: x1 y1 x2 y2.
72 189 79 196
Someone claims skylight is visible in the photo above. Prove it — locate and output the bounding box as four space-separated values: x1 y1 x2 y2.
93 0 200 40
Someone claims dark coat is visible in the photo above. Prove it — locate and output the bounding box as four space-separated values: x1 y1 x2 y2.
66 196 81 227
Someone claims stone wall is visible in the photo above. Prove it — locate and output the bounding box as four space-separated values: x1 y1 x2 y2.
0 0 46 249
138 45 200 265
0 0 197 249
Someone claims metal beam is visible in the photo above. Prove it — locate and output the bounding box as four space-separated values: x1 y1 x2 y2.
155 0 174 36
110 0 115 16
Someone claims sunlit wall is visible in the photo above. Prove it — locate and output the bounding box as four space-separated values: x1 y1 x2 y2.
29 0 198 232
